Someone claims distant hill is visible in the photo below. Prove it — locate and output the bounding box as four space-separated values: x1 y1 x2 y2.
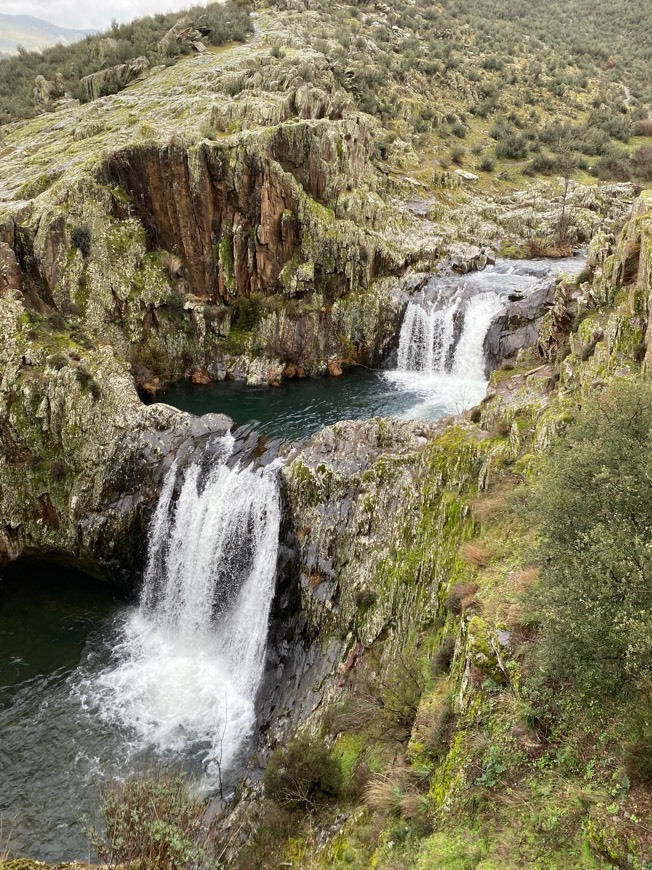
0 14 96 54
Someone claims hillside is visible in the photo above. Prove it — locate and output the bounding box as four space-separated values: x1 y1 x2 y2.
0 14 95 54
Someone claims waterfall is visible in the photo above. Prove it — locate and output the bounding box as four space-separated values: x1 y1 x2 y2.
397 290 502 379
80 434 281 776
387 286 504 417
451 292 505 379
396 292 459 373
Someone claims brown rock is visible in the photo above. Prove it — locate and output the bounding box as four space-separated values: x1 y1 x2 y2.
284 363 298 379
141 379 161 397
190 370 211 385
327 359 343 377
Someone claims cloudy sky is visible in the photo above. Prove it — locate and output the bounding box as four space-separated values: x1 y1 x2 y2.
0 0 209 30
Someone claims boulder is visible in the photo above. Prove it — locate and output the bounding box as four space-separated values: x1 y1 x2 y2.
80 56 150 102
158 16 210 57
33 73 64 107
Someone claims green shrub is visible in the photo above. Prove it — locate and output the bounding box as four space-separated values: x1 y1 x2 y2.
528 380 652 698
495 133 528 160
593 153 632 181
85 772 207 869
71 225 91 258
46 352 68 371
231 292 264 331
264 736 343 810
450 145 465 165
479 154 495 172
633 145 652 181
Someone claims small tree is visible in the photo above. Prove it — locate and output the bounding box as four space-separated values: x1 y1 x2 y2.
264 736 342 810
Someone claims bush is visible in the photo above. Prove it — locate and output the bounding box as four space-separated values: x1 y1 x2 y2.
528 380 652 698
432 635 456 675
231 292 264 331
479 154 495 172
450 145 465 165
495 133 528 160
633 145 652 180
71 225 91 258
85 772 207 869
593 153 632 181
264 736 343 810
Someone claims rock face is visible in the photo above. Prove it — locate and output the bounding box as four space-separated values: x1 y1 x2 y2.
158 16 210 56
256 417 484 742
33 73 64 107
80 56 150 102
0 284 236 582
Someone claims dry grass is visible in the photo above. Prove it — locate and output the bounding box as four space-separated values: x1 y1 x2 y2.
364 760 415 814
460 542 491 568
413 694 454 760
511 566 539 593
162 251 184 280
490 420 511 438
445 582 479 615
364 777 401 813
400 792 423 819
472 495 503 523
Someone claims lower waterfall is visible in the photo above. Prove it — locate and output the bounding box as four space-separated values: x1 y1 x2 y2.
81 434 281 776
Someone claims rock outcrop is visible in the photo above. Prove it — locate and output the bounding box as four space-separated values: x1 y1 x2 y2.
33 73 64 107
80 56 150 102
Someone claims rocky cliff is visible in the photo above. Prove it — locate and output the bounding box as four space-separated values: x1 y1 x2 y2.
214 191 652 868
1 1 651 866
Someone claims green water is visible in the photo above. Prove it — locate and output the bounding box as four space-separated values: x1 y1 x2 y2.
158 366 456 441
0 563 130 861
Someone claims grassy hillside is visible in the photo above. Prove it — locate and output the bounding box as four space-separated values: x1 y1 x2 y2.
269 0 652 185
0 2 252 123
2 0 651 185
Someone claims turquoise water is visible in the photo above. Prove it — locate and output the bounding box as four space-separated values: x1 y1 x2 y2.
158 366 468 441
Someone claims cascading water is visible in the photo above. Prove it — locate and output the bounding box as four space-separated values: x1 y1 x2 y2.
396 290 459 373
80 433 281 776
386 287 505 416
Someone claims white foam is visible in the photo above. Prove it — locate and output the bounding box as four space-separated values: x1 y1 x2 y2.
77 439 281 776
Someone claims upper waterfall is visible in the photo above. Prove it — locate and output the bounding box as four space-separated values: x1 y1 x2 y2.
386 278 505 417
80 433 281 776
396 289 503 380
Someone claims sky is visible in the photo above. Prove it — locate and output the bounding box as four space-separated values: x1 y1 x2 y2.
0 0 209 30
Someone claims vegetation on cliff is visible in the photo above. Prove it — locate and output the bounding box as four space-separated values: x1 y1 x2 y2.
2 0 652 866
215 199 652 868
